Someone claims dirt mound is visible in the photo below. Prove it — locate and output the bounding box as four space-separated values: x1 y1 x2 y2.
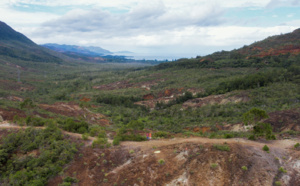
264 109 300 132
48 137 300 186
182 92 250 109
39 102 109 126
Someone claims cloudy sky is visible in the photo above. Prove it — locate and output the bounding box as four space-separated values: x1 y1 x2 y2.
1 0 299 59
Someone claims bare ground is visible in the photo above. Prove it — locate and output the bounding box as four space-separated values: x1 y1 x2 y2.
1 122 300 186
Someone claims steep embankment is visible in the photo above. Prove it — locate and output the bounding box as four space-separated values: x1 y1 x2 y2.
50 135 300 186
1 122 299 186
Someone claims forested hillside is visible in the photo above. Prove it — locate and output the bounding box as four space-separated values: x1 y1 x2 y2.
0 23 299 185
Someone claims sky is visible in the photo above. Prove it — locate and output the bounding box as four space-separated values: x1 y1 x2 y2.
0 0 300 59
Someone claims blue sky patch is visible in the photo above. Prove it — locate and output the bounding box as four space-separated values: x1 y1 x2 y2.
11 3 81 15
225 7 300 26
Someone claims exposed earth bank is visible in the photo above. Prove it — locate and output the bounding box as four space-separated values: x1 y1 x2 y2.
1 123 300 186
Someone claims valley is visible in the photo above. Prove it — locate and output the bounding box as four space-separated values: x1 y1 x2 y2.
0 21 299 185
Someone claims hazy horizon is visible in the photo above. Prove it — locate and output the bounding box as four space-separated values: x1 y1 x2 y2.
1 0 299 57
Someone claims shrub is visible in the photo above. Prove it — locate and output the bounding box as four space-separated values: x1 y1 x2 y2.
262 145 269 152
275 181 281 186
113 136 122 146
89 125 104 137
82 133 89 140
248 134 256 140
278 167 287 173
213 144 230 151
210 163 218 169
242 108 268 125
158 159 165 165
63 176 78 184
20 98 35 109
127 120 144 130
120 134 147 142
241 166 248 171
224 133 234 139
294 143 300 149
254 122 276 140
153 131 170 138
59 118 89 134
92 138 108 149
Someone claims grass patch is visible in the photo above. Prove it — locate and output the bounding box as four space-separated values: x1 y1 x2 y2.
213 144 230 151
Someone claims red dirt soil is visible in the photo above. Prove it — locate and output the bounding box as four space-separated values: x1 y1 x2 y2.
264 109 300 132
48 136 300 186
1 123 299 186
0 107 26 120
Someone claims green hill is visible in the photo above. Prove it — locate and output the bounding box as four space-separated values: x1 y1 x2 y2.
155 28 300 70
0 21 62 63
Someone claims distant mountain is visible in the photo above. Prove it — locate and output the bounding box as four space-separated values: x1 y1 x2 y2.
155 28 300 69
0 21 62 63
41 44 112 56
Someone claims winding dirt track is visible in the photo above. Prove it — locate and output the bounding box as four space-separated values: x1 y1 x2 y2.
1 121 299 150
121 136 299 151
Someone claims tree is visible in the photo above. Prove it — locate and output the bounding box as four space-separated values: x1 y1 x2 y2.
242 108 268 126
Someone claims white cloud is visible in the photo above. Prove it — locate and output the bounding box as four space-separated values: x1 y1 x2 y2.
266 0 300 8
1 0 299 57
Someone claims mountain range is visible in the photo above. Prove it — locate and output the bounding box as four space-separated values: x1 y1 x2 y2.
41 43 113 57
0 20 299 68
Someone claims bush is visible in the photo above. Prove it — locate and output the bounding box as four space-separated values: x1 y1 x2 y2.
63 176 78 184
113 136 122 146
127 120 144 130
58 118 89 134
158 159 165 165
82 133 89 140
89 125 104 137
153 131 170 138
210 163 218 169
119 134 147 142
242 108 269 125
294 143 300 149
92 138 109 149
224 133 234 139
248 134 256 140
242 166 248 171
20 98 35 109
278 167 287 173
251 122 276 140
213 144 230 151
262 145 269 152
